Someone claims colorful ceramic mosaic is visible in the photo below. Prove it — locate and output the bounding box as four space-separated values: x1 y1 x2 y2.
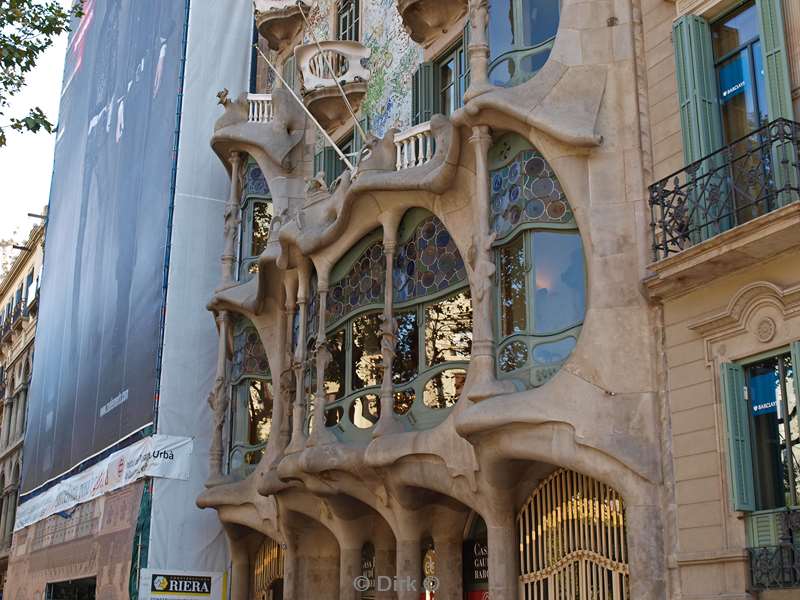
393 216 467 303
327 241 386 323
489 148 574 238
241 160 268 200
231 325 270 382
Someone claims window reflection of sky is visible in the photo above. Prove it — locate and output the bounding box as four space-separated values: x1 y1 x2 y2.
533 232 585 335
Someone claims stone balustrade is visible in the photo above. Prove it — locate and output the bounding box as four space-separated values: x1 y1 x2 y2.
394 121 434 170
295 41 370 92
247 94 274 123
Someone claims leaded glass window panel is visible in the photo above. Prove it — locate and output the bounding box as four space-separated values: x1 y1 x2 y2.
490 133 585 389
324 329 346 401
239 159 272 282
394 213 466 303
394 310 419 384
328 231 385 324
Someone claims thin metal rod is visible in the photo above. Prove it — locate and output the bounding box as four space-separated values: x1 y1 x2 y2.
297 1 367 141
253 44 354 172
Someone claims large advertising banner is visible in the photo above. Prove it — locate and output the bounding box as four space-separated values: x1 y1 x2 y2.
22 0 188 495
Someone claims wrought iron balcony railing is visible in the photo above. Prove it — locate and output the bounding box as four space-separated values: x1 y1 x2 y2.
649 118 800 261
749 509 800 590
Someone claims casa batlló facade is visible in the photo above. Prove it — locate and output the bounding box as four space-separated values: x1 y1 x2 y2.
195 0 800 599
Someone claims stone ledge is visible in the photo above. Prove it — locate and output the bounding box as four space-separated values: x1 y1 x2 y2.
644 203 800 301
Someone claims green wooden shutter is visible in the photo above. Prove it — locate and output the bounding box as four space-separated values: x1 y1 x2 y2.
721 362 755 511
673 15 723 164
757 0 793 121
313 147 340 187
412 62 434 125
462 23 471 93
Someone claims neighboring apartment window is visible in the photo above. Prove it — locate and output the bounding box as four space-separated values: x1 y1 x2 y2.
489 133 585 389
488 0 560 86
721 342 800 511
337 0 359 41
673 0 793 165
239 159 272 281
228 319 273 477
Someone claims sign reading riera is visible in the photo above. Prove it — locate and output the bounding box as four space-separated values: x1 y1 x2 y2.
140 569 225 600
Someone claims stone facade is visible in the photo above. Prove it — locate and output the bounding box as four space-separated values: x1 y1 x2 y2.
200 1 799 600
0 221 43 594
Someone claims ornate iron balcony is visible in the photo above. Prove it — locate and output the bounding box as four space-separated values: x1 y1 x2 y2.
649 118 800 261
749 509 800 590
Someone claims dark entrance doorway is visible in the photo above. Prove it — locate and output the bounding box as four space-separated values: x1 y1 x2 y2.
45 578 97 600
463 514 488 599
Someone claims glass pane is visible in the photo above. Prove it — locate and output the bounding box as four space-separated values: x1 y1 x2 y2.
521 0 560 47
425 290 473 366
394 389 415 415
532 232 585 335
748 356 786 509
519 50 551 79
499 235 527 336
248 380 274 444
423 369 467 409
489 58 514 87
711 1 759 59
352 312 383 389
751 41 769 127
324 329 346 401
717 49 760 142
440 57 455 115
499 340 528 372
350 394 380 428
532 337 576 365
251 202 273 257
488 0 514 61
394 310 418 384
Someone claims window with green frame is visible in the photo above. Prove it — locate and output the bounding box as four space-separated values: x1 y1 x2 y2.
489 132 585 388
411 32 469 125
673 0 793 165
316 209 472 441
722 343 800 516
488 0 560 87
336 0 359 41
228 318 273 478
313 119 368 188
238 159 273 281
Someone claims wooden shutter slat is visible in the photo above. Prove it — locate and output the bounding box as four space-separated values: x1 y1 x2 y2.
720 362 755 511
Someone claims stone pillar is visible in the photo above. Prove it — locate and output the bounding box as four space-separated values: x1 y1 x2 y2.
207 311 231 482
432 537 462 600
287 263 310 453
486 515 516 600
465 0 490 100
221 152 242 284
395 539 421 600
467 126 512 401
224 527 250 600
15 390 25 438
339 545 362 600
283 537 298 600
0 495 7 546
1 401 10 447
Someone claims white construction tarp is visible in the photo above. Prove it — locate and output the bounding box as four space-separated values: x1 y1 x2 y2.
150 0 254 575
15 434 193 531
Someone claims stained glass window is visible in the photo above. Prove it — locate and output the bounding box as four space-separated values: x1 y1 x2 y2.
394 214 467 303
490 134 585 388
242 160 269 199
424 290 472 366
231 323 271 382
239 159 272 281
352 312 383 389
327 232 386 324
393 311 419 384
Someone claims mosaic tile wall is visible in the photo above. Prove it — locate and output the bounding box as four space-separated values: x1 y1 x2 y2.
305 0 422 138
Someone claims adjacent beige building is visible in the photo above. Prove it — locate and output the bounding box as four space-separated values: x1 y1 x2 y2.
0 220 43 594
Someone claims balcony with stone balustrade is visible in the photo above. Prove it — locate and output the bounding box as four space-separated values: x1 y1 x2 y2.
397 0 466 47
254 0 310 52
294 41 370 131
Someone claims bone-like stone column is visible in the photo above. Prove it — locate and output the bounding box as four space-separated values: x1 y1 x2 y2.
486 513 516 600
374 210 404 437
224 528 250 600
467 126 513 401
308 269 336 445
207 310 231 481
286 263 310 453
221 152 242 284
465 0 490 100
282 535 298 600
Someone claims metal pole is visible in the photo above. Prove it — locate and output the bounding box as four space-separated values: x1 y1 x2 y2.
253 44 354 172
